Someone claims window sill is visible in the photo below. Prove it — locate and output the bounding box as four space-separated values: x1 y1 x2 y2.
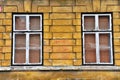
1 66 120 71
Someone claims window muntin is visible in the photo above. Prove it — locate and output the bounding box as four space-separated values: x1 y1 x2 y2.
82 14 113 65
12 14 43 65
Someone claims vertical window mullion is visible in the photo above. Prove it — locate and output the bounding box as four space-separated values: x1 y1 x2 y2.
96 32 100 64
110 33 113 64
95 15 99 30
26 33 29 64
26 15 29 31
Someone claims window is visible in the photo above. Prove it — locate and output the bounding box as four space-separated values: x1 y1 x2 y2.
82 13 113 65
12 14 43 65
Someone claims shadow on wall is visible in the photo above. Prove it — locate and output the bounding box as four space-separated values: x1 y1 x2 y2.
0 71 120 80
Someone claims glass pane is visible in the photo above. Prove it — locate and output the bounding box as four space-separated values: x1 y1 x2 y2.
29 50 40 63
30 16 40 30
99 34 111 63
15 16 26 30
99 16 109 30
14 49 26 63
85 34 96 63
15 34 26 48
84 16 95 30
29 34 41 63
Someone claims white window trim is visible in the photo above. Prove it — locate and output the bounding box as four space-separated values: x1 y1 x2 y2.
13 14 42 31
82 13 113 65
82 14 112 31
12 14 43 65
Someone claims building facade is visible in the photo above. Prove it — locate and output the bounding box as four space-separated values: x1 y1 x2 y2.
0 0 120 79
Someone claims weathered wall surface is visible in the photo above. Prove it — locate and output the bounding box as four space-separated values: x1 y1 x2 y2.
0 0 120 79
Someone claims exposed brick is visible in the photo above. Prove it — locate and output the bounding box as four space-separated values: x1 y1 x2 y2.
44 33 52 39
0 33 2 39
93 0 100 12
115 53 120 59
73 19 81 25
113 12 119 18
113 19 120 25
76 53 82 59
76 26 81 32
0 53 4 60
44 13 49 19
76 39 82 45
50 40 75 45
0 40 4 46
50 53 75 59
114 46 120 52
73 46 82 52
3 47 11 53
73 33 81 39
5 53 11 59
38 7 51 12
107 6 120 12
0 47 3 52
76 13 81 19
44 20 52 25
113 26 119 32
73 6 86 12
53 46 72 52
0 13 5 19
44 46 52 52
73 60 82 66
44 53 49 59
0 26 5 32
50 13 75 19
3 19 12 25
53 20 72 25
50 0 74 6
44 26 49 32
6 13 12 18
53 33 72 39
115 60 120 66
114 33 120 38
6 26 12 32
24 0 31 12
0 20 2 25
44 40 50 45
52 7 72 12
3 33 11 39
53 60 73 66
1 60 10 67
114 39 120 46
5 40 11 46
33 0 49 6
50 26 74 32
4 6 17 12
44 60 52 66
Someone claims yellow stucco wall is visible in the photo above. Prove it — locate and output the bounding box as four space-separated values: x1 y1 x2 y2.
0 0 120 79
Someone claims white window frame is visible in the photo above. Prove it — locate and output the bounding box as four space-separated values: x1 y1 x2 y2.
82 13 113 65
12 14 43 65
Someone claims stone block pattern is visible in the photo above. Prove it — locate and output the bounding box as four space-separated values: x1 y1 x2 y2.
0 0 119 67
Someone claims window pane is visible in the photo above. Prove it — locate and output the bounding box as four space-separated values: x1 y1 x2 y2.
30 16 40 30
99 16 109 30
99 34 111 63
85 34 96 63
15 16 26 30
15 49 26 63
15 34 26 48
84 16 95 30
29 34 41 63
29 50 40 63
15 34 26 63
